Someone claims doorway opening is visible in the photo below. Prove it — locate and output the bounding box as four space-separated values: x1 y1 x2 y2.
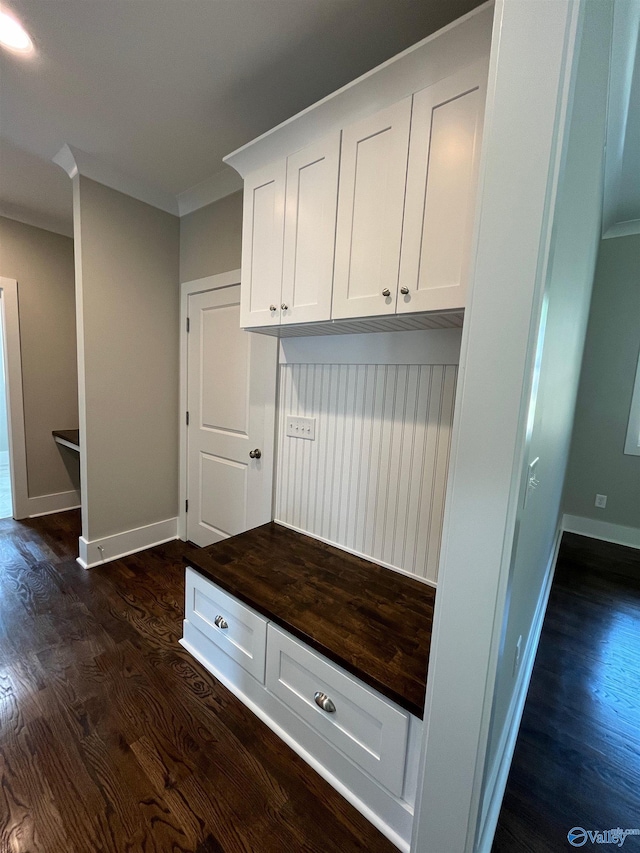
0 295 13 519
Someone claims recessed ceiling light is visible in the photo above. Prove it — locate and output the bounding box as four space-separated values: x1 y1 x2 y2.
0 10 33 53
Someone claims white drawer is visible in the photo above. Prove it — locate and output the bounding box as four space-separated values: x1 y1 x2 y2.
265 624 409 796
185 568 267 683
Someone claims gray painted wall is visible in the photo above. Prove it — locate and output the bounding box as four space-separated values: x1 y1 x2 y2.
563 233 640 531
74 177 180 541
0 321 8 453
179 191 242 283
0 216 79 496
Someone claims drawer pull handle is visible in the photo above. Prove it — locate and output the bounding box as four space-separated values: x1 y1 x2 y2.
314 691 336 713
381 288 391 297
214 615 228 630
400 286 410 295
269 304 277 312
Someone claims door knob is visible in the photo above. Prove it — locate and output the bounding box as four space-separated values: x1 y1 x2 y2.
400 286 410 295
249 448 262 459
281 303 288 310
269 304 277 312
382 288 391 297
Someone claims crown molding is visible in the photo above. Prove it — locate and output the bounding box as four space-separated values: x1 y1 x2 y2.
224 3 493 177
177 167 243 216
53 144 179 216
602 218 640 240
53 144 242 218
0 202 73 238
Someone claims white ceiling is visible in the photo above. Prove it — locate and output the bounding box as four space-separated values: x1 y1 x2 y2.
2 0 639 240
0 0 483 236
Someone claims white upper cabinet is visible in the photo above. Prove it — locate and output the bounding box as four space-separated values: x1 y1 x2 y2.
240 161 286 328
241 135 340 329
226 5 493 332
332 98 412 320
281 134 340 325
398 62 487 314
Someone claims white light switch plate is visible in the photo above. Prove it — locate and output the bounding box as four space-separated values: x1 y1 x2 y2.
286 416 316 440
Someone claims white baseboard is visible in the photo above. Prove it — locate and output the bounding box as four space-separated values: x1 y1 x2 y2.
78 516 178 569
562 514 640 550
475 526 562 853
26 489 81 518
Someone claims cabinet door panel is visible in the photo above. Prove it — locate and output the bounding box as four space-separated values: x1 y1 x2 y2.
398 62 487 314
332 99 412 319
281 134 340 325
240 161 286 328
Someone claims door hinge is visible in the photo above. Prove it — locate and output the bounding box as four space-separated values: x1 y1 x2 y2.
185 499 189 513
186 411 189 426
186 317 190 333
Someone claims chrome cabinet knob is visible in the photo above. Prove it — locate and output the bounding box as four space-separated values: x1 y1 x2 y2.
400 286 410 295
381 288 391 297
314 691 336 713
249 448 262 459
214 615 228 630
269 304 277 312
281 303 288 310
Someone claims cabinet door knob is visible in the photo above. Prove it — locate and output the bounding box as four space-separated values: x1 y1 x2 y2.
249 448 262 459
214 615 228 630
381 288 391 297
281 303 288 311
400 286 410 295
314 691 336 713
269 304 277 312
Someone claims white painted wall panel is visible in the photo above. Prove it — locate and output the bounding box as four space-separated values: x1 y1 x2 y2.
275 339 458 583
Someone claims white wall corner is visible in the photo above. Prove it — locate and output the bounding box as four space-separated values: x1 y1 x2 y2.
52 144 179 216
474 528 561 853
176 168 244 217
562 514 640 550
77 517 178 569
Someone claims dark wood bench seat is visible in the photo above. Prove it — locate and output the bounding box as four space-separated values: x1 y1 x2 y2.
184 521 435 718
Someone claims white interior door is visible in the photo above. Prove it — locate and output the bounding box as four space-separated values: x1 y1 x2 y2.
186 284 277 547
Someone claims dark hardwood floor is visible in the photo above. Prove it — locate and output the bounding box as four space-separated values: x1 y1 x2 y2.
493 533 640 852
0 511 395 853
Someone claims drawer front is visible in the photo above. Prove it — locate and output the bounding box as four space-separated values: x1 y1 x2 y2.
266 625 408 796
185 568 267 683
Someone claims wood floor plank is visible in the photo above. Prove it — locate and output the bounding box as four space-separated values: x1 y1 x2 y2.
0 511 396 853
493 533 640 852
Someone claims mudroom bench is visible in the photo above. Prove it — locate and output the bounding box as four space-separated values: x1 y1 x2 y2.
181 522 435 851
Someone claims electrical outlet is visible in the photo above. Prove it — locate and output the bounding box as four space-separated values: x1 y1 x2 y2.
513 634 523 677
595 494 607 509
286 416 316 440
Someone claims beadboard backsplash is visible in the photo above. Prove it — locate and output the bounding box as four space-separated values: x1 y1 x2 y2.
274 330 460 584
